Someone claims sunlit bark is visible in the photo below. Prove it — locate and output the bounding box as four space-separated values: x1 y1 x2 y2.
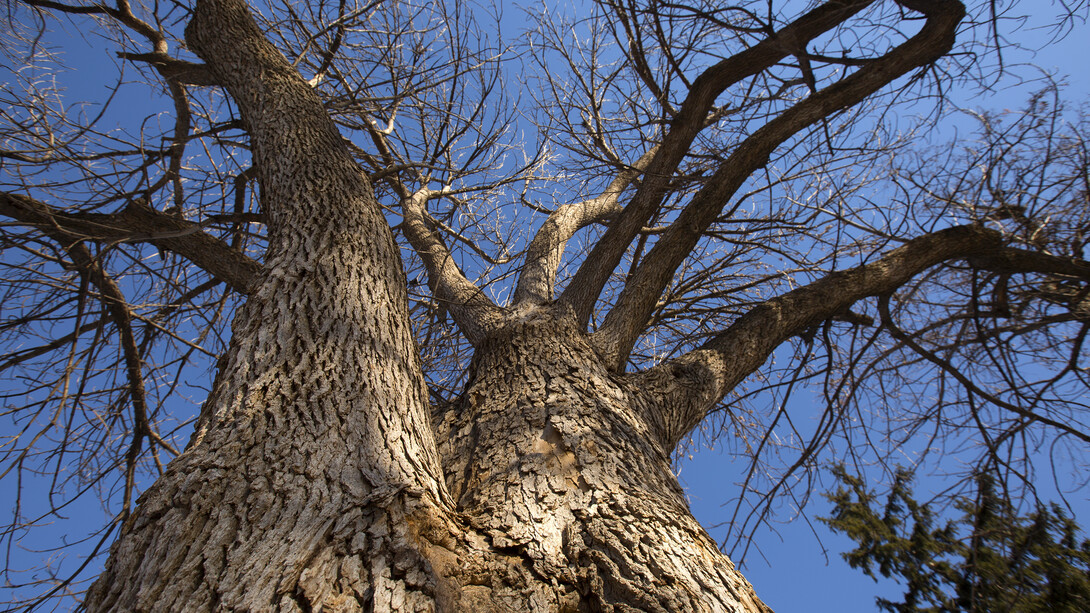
4 0 1088 610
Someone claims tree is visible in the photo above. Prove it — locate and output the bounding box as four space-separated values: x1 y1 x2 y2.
1 0 1087 610
822 465 1090 612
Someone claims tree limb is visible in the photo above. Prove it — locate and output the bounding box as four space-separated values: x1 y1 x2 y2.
400 188 506 345
0 192 260 294
592 0 966 370
512 144 659 307
558 0 878 328
30 209 169 516
642 224 1003 448
118 52 220 87
968 247 1090 280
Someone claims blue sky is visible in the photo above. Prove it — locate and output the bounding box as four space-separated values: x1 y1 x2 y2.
676 14 1090 607
2 1 1088 610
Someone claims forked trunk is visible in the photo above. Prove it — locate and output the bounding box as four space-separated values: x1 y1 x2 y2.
84 0 769 609
435 306 768 611
87 302 769 612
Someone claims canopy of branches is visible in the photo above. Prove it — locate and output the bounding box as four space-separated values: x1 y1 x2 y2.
1 0 1088 607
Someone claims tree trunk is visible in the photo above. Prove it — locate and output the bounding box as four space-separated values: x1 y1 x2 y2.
83 0 769 610
87 299 769 612
435 306 768 612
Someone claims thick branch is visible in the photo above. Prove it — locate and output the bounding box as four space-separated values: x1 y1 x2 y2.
400 188 505 345
643 224 1002 448
0 192 259 294
184 0 365 237
24 0 169 54
512 145 659 307
181 0 449 499
593 0 965 370
558 0 877 328
968 247 1090 280
118 52 219 87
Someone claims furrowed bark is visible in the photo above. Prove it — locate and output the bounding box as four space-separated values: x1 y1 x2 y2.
85 0 460 608
592 0 966 370
12 0 1089 610
434 305 770 613
83 1 777 611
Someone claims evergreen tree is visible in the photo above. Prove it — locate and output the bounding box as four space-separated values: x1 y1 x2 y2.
823 466 1090 612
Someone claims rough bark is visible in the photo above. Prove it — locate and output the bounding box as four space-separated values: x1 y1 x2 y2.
400 187 506 346
9 0 1085 610
435 306 769 612
83 0 771 611
85 0 459 609
512 145 658 308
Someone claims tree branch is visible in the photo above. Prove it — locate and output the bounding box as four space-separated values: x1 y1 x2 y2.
641 224 1002 448
31 210 162 517
558 0 878 328
592 0 966 370
118 52 220 87
968 246 1090 280
0 192 260 294
400 188 505 345
512 144 659 307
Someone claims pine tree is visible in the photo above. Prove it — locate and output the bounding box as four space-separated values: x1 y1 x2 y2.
823 466 1090 612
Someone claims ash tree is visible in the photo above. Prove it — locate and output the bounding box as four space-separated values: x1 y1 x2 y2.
1 0 1088 610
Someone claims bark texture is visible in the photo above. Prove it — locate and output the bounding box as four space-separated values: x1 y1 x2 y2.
435 306 768 612
85 0 459 609
83 0 770 611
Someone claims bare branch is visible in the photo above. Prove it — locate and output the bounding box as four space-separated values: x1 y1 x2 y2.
513 144 660 307
645 224 1003 447
558 0 878 327
593 0 966 369
0 192 260 294
877 294 1090 444
24 203 170 517
117 52 219 87
400 187 505 345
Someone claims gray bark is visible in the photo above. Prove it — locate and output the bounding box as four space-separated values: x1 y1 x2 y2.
434 306 768 612
83 0 770 610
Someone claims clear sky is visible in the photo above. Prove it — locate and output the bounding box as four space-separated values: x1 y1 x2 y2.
2 1 1088 611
